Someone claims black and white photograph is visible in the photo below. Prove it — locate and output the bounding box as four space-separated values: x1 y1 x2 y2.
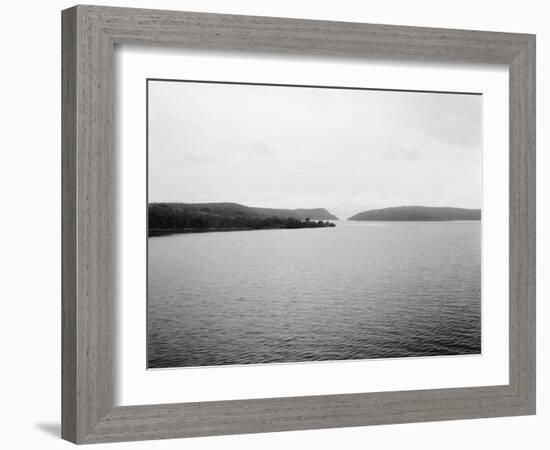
147 79 482 369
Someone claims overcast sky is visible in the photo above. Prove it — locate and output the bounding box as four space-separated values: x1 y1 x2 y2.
148 80 481 219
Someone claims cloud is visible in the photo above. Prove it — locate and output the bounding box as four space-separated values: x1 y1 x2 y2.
250 140 275 156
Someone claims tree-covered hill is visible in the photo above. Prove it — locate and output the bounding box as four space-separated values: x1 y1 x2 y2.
149 202 337 235
348 206 481 221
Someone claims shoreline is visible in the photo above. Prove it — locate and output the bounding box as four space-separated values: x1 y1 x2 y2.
149 224 335 237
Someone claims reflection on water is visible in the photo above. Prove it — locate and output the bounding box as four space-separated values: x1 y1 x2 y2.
147 221 481 368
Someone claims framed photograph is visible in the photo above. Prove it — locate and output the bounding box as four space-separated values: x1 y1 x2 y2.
62 5 536 444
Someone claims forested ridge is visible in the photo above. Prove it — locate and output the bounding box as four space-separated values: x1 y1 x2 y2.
149 202 337 235
349 206 481 221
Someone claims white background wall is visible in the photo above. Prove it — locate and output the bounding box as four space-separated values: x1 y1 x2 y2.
0 1 546 448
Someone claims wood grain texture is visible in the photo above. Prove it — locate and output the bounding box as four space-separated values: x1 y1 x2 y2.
508 37 536 408
61 5 536 444
62 5 114 442
61 7 77 443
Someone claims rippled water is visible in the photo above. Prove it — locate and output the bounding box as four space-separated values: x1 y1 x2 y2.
147 221 481 368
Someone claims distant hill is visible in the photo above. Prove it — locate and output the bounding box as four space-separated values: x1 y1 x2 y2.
149 202 338 235
348 206 481 221
251 206 338 221
150 203 338 220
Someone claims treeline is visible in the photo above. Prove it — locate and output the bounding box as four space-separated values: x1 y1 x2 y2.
349 206 481 221
149 203 336 235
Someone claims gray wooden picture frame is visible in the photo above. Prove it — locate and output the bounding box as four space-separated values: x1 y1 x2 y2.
61 5 536 444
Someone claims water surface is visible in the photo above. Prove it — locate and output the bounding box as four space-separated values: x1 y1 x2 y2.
147 221 481 368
